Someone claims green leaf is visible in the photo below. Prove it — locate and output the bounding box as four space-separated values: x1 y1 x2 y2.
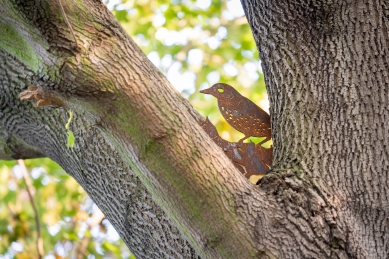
67 130 75 148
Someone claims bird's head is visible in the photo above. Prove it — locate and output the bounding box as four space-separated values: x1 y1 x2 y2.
200 83 237 100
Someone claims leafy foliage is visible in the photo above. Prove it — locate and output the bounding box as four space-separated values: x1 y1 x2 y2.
0 159 134 258
107 0 269 143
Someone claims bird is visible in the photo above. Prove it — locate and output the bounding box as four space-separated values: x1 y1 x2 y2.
200 83 271 145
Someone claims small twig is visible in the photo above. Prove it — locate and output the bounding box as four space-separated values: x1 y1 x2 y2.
56 0 78 47
17 160 44 259
75 208 105 259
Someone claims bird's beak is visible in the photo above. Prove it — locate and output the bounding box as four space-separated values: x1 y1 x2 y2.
200 87 213 95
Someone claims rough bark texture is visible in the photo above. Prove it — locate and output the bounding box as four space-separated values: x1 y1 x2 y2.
0 1 261 258
1 0 389 258
0 42 200 259
241 0 389 258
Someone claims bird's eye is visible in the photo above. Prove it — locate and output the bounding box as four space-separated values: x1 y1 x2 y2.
218 88 224 93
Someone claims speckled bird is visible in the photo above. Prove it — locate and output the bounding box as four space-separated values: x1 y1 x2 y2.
200 83 271 145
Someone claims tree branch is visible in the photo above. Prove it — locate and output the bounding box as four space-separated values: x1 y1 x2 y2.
75 208 105 259
18 159 44 258
0 129 45 160
56 0 79 49
0 0 273 258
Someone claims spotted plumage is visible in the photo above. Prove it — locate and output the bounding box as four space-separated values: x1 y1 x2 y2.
200 83 271 145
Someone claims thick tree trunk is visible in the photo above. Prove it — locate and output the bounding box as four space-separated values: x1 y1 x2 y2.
0 1 261 258
1 0 388 258
242 0 389 258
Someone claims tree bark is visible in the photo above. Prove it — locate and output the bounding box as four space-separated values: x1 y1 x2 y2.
0 0 261 258
1 0 388 258
241 0 389 258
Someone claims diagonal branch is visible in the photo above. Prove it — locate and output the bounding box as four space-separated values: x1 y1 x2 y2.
0 1 274 258
18 159 44 259
56 0 78 48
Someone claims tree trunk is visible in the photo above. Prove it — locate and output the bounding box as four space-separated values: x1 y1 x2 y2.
241 0 389 258
1 0 388 258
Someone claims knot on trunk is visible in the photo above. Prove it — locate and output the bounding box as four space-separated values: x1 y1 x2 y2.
19 86 66 108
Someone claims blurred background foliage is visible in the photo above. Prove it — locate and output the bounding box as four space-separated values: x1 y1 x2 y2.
0 0 269 258
0 160 133 259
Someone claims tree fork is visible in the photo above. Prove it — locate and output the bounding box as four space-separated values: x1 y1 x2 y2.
2 0 389 258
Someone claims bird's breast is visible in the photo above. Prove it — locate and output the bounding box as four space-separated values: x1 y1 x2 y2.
218 99 271 137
